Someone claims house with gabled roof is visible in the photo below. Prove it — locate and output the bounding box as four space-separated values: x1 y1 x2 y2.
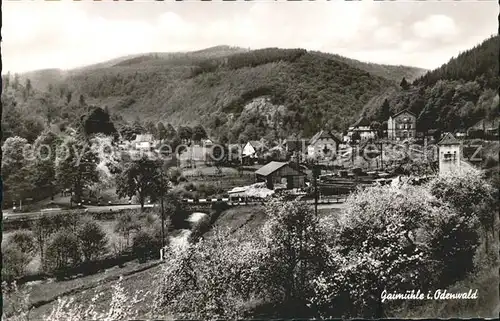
347 116 376 142
437 133 475 175
134 134 154 150
255 161 306 190
307 130 340 159
387 109 417 140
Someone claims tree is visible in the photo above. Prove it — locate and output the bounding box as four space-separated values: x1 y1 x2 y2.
263 198 328 315
31 130 61 200
165 123 177 140
132 230 156 263
400 77 410 90
1 136 34 204
145 121 158 138
44 229 81 273
115 156 163 211
191 124 207 142
378 99 391 121
157 122 167 143
81 107 118 138
2 244 31 282
429 168 498 251
370 121 383 138
114 211 141 247
77 218 109 262
177 126 193 144
156 228 268 319
55 138 100 204
24 78 32 99
31 215 55 262
8 230 37 255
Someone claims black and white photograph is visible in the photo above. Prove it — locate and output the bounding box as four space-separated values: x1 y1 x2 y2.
1 0 499 319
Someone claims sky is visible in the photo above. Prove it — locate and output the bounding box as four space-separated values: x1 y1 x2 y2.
2 0 498 73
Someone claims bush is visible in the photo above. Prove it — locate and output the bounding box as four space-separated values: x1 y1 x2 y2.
76 218 109 262
189 214 211 242
44 229 81 274
114 211 141 248
8 230 37 255
1 243 31 282
132 230 156 263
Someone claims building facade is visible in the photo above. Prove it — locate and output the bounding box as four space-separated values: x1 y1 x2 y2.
307 130 340 159
438 133 461 175
255 161 306 190
387 109 417 140
346 117 376 142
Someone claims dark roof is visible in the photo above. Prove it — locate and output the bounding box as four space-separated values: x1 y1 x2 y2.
392 109 416 118
309 130 341 145
438 133 460 145
351 117 371 128
248 140 265 149
255 161 288 176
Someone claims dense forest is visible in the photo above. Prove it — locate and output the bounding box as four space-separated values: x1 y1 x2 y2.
363 34 499 132
3 36 496 144
4 46 426 144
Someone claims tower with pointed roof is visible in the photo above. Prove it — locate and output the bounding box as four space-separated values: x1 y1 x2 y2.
438 133 461 175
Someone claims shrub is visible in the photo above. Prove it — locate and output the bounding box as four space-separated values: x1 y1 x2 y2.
8 230 37 255
132 230 156 263
31 215 56 261
44 230 81 274
114 211 141 248
76 218 109 262
155 228 268 319
1 244 31 282
189 214 211 242
309 182 481 318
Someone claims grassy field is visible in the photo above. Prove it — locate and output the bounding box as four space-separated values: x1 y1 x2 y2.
21 261 163 318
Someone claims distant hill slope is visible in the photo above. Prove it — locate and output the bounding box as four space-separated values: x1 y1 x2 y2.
311 51 427 83
62 48 403 138
6 46 426 142
362 34 499 133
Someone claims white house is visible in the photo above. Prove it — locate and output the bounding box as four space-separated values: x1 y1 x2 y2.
307 130 340 159
346 117 376 142
242 140 266 159
134 134 154 150
438 133 461 175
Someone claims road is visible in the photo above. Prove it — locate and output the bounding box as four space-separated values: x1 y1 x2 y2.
3 199 347 221
3 204 154 220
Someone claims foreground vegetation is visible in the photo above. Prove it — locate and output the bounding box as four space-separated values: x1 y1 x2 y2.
3 168 498 320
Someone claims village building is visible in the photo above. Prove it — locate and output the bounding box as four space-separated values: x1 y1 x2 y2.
242 140 266 164
307 130 341 158
346 117 376 142
255 161 306 190
285 135 308 153
467 119 499 139
438 133 462 175
134 134 154 150
387 109 417 140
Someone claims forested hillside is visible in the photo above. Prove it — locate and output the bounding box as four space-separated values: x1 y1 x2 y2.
4 46 426 142
363 34 499 132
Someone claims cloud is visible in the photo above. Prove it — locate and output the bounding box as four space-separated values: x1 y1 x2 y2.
412 14 459 41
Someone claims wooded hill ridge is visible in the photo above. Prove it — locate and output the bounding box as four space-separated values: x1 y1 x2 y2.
362 34 499 133
3 36 497 144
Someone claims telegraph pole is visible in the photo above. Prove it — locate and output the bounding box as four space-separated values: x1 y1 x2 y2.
160 170 166 250
312 162 320 217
